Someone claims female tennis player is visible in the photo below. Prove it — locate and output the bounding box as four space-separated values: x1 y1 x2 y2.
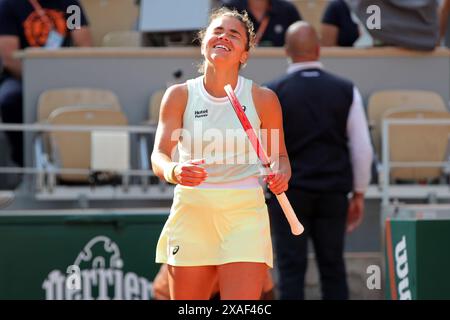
151 7 291 300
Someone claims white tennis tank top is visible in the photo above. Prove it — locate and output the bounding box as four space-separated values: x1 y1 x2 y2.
178 75 262 184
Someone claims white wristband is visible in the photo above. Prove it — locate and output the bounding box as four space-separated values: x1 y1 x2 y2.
163 162 178 184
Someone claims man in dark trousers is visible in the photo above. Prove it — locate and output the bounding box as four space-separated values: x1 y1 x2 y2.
265 21 372 300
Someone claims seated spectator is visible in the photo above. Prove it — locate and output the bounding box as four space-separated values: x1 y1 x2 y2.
321 0 360 47
0 0 92 167
348 0 439 51
221 0 302 46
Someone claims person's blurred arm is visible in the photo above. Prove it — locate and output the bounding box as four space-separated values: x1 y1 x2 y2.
0 0 21 78
321 24 339 46
320 0 340 46
69 0 93 47
71 27 93 47
346 87 373 232
0 36 21 78
151 264 170 300
440 0 450 44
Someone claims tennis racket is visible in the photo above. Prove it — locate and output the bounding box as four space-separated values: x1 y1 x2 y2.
224 84 304 236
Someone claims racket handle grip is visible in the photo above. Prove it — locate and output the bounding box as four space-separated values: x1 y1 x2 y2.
275 192 304 236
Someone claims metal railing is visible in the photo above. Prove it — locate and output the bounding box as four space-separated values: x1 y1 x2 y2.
0 123 162 199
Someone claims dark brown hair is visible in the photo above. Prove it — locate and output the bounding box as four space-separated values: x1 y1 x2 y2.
197 7 256 73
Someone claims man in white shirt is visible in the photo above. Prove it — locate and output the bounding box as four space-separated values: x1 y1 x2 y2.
265 21 373 300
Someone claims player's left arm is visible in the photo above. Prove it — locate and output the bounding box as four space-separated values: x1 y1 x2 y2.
253 84 291 194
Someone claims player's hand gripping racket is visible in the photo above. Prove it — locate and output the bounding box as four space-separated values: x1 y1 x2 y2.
224 84 304 236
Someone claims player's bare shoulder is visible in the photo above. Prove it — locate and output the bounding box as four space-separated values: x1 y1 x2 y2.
161 83 188 108
159 82 189 118
251 83 282 118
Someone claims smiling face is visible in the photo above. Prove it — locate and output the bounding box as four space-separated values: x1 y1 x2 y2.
201 15 250 71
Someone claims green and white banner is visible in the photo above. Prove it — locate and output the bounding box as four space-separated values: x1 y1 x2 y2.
385 208 450 300
0 211 167 300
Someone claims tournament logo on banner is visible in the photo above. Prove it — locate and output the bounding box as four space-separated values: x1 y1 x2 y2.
385 219 416 300
42 236 153 300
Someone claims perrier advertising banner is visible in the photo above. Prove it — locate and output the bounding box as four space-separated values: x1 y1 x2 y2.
0 210 168 300
385 207 450 300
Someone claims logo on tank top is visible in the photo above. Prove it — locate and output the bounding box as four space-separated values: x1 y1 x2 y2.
172 245 180 255
195 109 209 118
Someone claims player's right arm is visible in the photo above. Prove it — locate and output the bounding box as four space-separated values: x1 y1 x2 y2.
0 36 21 78
151 84 207 186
